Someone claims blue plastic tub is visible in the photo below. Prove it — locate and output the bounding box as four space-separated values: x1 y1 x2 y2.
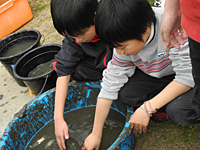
0 81 134 150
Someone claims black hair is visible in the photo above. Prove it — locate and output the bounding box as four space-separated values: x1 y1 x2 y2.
51 0 98 36
95 0 156 47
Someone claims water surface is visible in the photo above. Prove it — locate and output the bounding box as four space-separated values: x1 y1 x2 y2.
27 59 55 77
2 40 35 57
26 106 125 150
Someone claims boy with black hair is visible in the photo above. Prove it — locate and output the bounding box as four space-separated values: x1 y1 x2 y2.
50 0 112 149
82 0 200 149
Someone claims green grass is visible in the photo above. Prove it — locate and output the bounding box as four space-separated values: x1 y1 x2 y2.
147 0 155 6
28 0 50 12
175 124 199 143
155 122 200 144
33 4 49 11
134 121 200 149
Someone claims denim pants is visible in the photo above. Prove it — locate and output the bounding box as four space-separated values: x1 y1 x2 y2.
118 67 200 125
189 37 200 116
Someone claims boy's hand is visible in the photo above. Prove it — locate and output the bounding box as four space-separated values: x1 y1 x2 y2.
54 118 69 150
129 107 150 135
82 133 101 150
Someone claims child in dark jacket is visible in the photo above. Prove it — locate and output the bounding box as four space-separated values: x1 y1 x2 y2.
82 0 200 149
50 0 112 149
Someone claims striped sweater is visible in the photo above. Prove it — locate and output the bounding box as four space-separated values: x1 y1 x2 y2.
98 7 194 100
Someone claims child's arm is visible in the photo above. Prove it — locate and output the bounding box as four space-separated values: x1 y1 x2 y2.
129 80 191 134
83 98 113 150
150 81 190 110
130 43 194 134
54 75 71 150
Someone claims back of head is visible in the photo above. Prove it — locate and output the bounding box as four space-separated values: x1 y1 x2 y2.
51 0 98 36
95 0 156 47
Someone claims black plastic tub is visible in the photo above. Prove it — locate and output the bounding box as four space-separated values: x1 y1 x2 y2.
0 81 135 150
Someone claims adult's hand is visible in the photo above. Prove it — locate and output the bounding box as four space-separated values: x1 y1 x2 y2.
160 5 187 50
54 118 69 150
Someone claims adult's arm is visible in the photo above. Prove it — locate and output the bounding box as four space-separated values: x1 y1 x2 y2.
160 0 187 50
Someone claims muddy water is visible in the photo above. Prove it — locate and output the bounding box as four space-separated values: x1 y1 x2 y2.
2 40 35 57
26 106 125 150
27 59 55 77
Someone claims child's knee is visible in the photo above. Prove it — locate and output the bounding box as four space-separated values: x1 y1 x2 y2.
166 102 200 125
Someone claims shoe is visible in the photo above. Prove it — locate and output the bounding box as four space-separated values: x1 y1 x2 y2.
151 112 168 122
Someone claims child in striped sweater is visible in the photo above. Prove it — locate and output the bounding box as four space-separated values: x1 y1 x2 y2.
82 0 199 149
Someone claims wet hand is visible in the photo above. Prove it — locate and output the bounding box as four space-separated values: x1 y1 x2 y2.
82 133 101 150
128 107 150 135
54 119 69 150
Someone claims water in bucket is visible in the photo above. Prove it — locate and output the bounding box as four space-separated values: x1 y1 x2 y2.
1 40 36 57
25 106 126 150
27 59 55 78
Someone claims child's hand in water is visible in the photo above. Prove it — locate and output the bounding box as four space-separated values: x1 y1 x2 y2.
82 133 101 150
54 119 69 150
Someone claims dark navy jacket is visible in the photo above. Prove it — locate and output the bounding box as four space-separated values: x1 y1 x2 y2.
53 35 113 77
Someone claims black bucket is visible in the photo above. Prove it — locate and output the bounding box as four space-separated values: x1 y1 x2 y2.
0 29 41 86
13 44 61 95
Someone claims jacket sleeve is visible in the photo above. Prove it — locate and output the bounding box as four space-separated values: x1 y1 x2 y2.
169 38 195 87
98 49 136 100
54 36 86 77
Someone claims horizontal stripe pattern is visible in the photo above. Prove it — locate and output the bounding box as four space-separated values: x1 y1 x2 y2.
169 34 189 49
111 53 172 74
111 55 134 67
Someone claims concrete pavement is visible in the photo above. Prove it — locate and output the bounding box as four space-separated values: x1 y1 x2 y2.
0 63 35 137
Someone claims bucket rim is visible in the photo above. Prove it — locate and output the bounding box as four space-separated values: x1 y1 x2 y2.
13 44 61 81
0 29 41 61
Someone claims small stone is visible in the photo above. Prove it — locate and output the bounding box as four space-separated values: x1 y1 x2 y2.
11 96 17 100
0 94 3 100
